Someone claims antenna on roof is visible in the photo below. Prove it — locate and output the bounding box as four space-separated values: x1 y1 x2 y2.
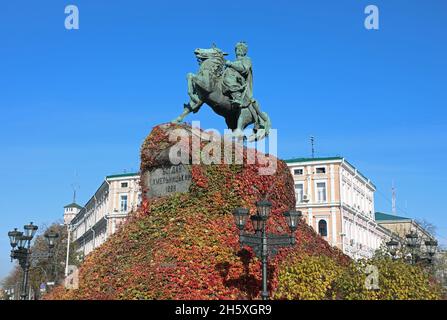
71 171 80 204
310 136 315 158
391 180 396 214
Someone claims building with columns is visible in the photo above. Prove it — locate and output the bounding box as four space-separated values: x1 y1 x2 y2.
286 157 392 259
64 172 141 258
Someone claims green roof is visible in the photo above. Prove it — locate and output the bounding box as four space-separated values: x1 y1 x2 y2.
64 203 83 209
375 212 411 222
284 157 343 163
106 172 139 179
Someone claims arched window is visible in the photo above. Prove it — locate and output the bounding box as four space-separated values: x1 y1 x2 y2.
318 220 328 237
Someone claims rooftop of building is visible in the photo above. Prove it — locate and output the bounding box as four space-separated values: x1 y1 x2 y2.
284 156 344 163
64 202 83 209
106 172 139 179
375 211 411 222
285 156 375 189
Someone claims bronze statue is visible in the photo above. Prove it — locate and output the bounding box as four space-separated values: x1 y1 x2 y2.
172 42 271 141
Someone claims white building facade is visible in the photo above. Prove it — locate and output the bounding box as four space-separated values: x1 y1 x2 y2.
64 173 141 257
286 157 392 259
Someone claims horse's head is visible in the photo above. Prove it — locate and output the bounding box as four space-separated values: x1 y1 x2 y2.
194 46 228 65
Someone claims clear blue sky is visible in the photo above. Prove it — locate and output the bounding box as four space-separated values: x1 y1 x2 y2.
1 0 446 279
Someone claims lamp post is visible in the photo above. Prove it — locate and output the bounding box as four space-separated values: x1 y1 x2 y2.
44 231 59 254
44 231 60 285
385 239 399 260
232 200 301 300
424 239 438 264
405 230 421 265
8 222 38 300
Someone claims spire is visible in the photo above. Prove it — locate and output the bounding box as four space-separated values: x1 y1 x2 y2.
71 171 80 205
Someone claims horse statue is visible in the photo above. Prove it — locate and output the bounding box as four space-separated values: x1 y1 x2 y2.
172 44 271 141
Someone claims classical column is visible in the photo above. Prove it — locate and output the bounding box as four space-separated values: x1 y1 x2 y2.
330 164 335 203
331 207 337 246
307 166 312 202
308 208 313 228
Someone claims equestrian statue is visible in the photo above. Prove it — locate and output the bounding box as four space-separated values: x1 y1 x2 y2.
172 42 271 141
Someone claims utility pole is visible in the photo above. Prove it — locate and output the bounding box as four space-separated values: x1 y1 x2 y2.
65 224 71 277
392 180 396 214
310 136 315 158
65 179 78 277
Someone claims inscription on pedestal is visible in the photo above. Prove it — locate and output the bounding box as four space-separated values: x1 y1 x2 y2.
145 164 192 198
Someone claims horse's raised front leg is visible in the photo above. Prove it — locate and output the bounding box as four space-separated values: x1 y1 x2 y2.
171 100 203 123
187 72 201 104
172 73 203 123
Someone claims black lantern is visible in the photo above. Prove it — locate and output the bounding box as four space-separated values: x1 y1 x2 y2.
406 230 420 248
8 229 22 248
386 239 399 256
16 235 27 249
255 200 272 218
250 215 266 233
425 239 438 257
232 208 249 231
24 222 38 239
283 210 302 233
44 231 59 249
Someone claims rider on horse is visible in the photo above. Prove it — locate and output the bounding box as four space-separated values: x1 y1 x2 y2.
223 42 267 130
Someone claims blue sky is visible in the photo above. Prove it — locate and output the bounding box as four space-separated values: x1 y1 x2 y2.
1 0 446 279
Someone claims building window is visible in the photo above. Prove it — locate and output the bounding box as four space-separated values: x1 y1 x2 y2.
120 195 128 212
121 182 128 188
318 220 328 237
295 183 304 203
316 167 326 174
316 182 327 202
294 168 303 175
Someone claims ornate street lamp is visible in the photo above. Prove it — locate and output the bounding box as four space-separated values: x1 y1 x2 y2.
44 231 59 251
406 231 420 248
24 222 38 239
233 200 301 300
283 210 302 233
8 228 22 249
17 235 28 250
8 222 38 300
406 230 420 264
386 239 399 259
43 230 60 287
250 215 266 233
232 208 249 231
424 239 438 263
255 200 272 218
